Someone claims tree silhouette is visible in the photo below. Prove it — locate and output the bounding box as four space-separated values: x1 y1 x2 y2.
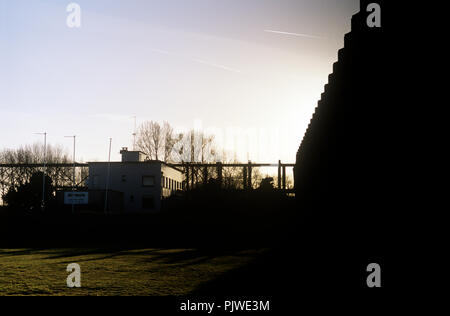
259 177 275 191
3 171 55 212
0 143 71 199
136 121 181 162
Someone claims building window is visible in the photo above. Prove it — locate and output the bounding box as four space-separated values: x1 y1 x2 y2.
142 195 154 210
142 175 155 187
161 176 165 187
121 175 127 183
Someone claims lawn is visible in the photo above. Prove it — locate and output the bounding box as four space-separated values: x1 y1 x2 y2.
0 247 266 296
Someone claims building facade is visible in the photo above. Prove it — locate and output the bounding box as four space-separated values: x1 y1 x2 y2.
88 148 184 213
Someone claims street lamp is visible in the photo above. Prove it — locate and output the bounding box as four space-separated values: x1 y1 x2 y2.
65 135 76 214
34 132 46 211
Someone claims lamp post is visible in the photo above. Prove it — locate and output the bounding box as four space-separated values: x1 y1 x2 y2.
34 132 46 211
65 135 76 214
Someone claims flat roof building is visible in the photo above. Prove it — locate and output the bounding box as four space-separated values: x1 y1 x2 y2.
88 148 184 213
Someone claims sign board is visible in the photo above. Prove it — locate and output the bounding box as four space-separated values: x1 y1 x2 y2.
64 192 88 205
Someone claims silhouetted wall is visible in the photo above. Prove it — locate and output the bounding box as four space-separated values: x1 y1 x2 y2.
293 1 406 288
295 0 393 223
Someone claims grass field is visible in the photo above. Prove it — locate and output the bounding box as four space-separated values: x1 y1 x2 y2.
0 247 267 296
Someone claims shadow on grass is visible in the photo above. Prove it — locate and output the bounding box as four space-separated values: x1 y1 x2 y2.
0 248 48 257
0 246 265 268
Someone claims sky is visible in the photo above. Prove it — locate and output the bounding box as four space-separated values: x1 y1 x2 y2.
0 0 359 163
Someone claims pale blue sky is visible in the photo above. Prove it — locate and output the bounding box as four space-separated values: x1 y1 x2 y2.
0 0 359 163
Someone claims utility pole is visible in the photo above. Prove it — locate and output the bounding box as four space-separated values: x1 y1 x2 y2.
65 135 76 214
34 132 47 211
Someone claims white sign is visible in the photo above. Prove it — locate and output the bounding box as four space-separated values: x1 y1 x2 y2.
64 192 88 205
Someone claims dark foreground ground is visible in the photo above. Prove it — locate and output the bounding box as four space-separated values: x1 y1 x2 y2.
0 191 422 303
0 193 303 299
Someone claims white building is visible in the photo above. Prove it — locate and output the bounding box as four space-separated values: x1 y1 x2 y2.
88 148 184 213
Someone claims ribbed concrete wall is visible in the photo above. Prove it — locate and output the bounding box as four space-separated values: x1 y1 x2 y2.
292 0 403 287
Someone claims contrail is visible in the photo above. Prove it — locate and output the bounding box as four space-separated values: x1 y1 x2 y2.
193 58 242 74
264 29 325 39
149 48 241 74
149 48 174 56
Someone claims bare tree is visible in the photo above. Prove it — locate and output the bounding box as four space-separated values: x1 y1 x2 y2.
136 122 259 189
0 143 70 166
136 121 162 160
0 143 72 201
169 129 218 188
136 121 181 162
163 122 181 163
216 150 263 190
251 168 264 189
173 130 217 163
273 174 294 189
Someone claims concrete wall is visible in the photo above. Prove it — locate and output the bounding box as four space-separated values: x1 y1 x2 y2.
121 151 147 162
88 190 124 213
